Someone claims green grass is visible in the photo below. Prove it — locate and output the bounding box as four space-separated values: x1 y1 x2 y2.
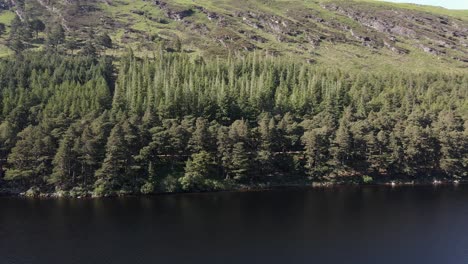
100 0 468 72
375 0 468 20
0 10 15 25
0 10 15 57
0 0 465 72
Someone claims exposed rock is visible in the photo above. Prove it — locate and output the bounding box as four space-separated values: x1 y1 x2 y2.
0 0 14 10
453 57 468 63
384 40 409 54
420 44 444 55
306 35 321 48
149 0 193 21
194 6 221 21
239 30 268 43
322 1 468 57
238 11 302 38
35 0 71 30
131 9 145 16
190 23 210 35
0 0 465 64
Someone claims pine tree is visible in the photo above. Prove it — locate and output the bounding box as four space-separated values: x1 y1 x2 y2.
255 114 276 177
94 123 128 195
121 117 143 189
402 124 437 177
302 128 330 179
77 115 111 187
388 122 406 175
8 15 29 53
188 117 211 153
5 125 54 186
365 129 390 174
29 19 45 39
434 111 467 179
179 151 215 191
331 109 353 168
217 126 231 179
230 142 250 182
50 127 78 189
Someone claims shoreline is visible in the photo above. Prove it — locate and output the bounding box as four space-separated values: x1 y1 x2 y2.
0 179 465 199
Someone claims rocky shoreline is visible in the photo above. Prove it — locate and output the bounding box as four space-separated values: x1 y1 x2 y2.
1 179 465 199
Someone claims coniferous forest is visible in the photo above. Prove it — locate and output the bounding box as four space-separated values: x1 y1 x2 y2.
0 51 466 197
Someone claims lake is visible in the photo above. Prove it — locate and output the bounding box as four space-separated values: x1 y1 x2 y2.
1 185 468 264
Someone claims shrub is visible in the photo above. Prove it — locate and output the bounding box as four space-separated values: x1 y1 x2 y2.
161 173 182 193
362 175 374 184
24 186 40 197
93 179 112 197
140 181 155 194
69 187 87 198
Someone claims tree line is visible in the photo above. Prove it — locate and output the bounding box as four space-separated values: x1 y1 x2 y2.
0 51 466 196
6 10 112 56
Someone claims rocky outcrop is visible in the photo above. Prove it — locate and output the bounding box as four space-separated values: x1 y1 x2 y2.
149 0 193 21
0 0 14 10
0 0 464 65
237 11 303 36
7 0 25 20
194 6 220 21
35 0 71 30
322 1 468 56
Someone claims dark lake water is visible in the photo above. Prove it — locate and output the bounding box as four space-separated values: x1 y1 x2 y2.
1 185 468 264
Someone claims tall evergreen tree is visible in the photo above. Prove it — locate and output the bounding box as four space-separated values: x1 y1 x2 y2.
5 126 54 186
230 142 250 182
188 117 211 153
94 123 128 195
434 111 467 178
302 127 330 179
255 114 276 177
331 108 354 168
49 127 79 189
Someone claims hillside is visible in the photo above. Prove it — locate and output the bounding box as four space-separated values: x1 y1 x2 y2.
0 0 467 197
0 0 467 72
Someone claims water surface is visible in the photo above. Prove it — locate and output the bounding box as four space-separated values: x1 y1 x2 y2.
1 186 468 264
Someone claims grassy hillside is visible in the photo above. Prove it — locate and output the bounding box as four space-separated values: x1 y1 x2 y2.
373 0 468 20
0 0 466 72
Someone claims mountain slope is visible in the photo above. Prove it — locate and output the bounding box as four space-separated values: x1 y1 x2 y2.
0 0 467 72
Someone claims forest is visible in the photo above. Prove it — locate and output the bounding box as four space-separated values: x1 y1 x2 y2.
0 48 466 197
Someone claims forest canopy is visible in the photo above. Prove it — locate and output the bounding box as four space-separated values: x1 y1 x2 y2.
0 51 466 196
